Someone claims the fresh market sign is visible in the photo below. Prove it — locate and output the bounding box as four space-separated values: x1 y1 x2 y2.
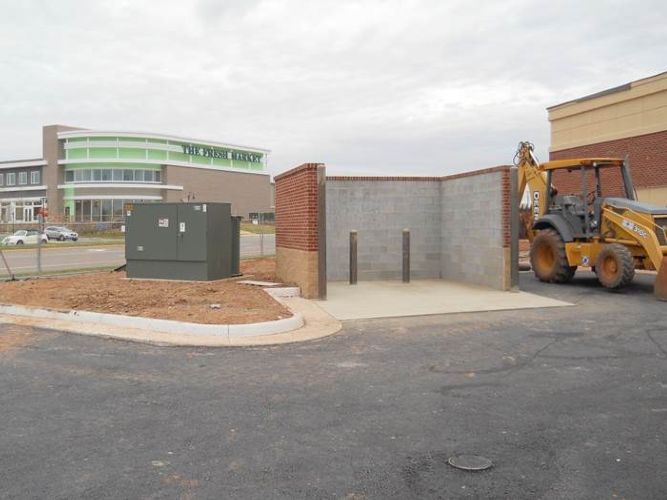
181 144 262 163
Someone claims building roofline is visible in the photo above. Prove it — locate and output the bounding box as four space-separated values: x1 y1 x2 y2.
57 129 271 154
0 159 47 169
547 70 667 111
0 158 45 165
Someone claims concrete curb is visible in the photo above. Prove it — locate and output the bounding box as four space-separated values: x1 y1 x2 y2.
0 297 342 347
265 287 301 298
0 302 303 340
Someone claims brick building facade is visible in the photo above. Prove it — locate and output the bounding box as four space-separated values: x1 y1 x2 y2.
548 72 667 205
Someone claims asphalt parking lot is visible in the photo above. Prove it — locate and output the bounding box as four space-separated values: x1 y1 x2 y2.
1 271 665 499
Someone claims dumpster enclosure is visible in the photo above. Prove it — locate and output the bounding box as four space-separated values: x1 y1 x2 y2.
275 164 518 299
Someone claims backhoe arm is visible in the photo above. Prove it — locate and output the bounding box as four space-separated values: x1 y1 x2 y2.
514 142 550 240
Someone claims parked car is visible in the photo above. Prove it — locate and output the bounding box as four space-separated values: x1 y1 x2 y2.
45 226 79 241
1 229 48 246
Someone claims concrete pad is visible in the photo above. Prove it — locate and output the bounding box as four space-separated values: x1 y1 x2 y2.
318 280 572 320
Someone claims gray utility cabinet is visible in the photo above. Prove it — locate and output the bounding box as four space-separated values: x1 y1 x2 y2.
125 202 241 281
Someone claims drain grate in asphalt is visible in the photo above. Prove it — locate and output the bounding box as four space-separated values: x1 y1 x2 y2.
447 454 493 471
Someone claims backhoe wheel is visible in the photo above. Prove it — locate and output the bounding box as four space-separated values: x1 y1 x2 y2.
529 228 575 283
595 244 635 289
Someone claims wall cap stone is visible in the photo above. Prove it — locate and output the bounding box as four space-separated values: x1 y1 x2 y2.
325 165 511 183
274 163 324 181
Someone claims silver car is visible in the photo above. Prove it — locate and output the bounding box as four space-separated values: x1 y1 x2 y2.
45 226 79 241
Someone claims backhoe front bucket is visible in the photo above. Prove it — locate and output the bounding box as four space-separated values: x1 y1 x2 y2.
655 256 667 301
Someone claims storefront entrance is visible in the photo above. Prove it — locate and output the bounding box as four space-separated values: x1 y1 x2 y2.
0 200 42 223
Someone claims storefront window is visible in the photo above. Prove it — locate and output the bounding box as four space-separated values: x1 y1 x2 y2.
75 200 83 222
113 199 124 218
101 200 112 220
83 200 91 220
68 198 156 221
92 200 101 220
0 201 40 223
63 168 162 184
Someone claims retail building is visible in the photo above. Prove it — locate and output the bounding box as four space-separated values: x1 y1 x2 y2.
548 71 667 204
0 125 272 223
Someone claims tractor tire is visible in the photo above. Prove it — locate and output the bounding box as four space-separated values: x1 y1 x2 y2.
530 228 575 283
595 244 635 289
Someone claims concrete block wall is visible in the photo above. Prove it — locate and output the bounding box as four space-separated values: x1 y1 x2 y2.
325 167 513 289
276 163 515 293
440 168 510 289
326 178 442 281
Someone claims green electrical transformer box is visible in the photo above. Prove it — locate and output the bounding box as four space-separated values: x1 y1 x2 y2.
125 202 241 281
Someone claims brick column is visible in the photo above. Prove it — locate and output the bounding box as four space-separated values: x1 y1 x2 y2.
275 163 326 299
507 167 519 290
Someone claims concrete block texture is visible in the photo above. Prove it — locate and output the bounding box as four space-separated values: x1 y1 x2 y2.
326 180 442 281
325 169 510 289
440 170 506 289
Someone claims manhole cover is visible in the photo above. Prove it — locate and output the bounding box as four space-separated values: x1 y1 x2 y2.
448 455 493 471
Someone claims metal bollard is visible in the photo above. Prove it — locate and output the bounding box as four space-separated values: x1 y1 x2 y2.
402 228 410 283
349 230 358 285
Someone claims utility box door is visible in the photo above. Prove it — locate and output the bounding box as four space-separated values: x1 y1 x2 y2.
126 204 178 261
177 204 207 261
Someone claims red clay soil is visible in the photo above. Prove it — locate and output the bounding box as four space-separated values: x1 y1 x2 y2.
0 258 292 325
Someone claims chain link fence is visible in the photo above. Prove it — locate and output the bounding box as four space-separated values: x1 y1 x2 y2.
0 217 275 280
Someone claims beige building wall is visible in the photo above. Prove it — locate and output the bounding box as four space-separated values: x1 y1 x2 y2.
163 165 272 218
549 72 667 152
637 186 667 205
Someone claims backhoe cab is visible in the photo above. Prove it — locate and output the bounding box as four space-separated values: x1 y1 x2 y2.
514 141 667 300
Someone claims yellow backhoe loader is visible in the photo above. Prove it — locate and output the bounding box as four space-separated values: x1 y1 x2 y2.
514 141 667 300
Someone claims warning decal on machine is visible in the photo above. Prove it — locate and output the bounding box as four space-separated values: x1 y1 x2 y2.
158 218 169 228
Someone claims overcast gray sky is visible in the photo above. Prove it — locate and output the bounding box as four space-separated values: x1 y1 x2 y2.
1 0 665 177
